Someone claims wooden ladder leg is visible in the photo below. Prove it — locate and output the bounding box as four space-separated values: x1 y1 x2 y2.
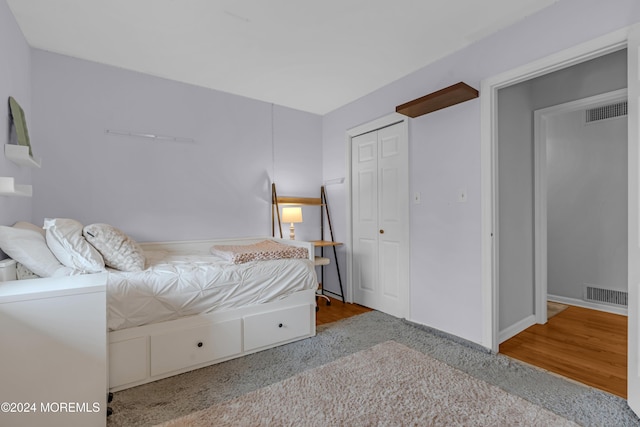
322 186 345 303
331 244 345 303
272 183 283 238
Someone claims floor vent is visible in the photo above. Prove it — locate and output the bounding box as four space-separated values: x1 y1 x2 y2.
584 285 628 307
585 101 627 123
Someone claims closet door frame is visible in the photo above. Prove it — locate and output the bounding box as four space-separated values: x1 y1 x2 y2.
345 112 410 317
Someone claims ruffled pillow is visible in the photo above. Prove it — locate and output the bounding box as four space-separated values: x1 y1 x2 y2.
44 218 105 273
83 223 146 272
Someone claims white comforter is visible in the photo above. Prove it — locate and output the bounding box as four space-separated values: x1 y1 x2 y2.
107 251 318 331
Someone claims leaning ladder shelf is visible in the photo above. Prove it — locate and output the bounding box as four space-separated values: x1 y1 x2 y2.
272 183 345 303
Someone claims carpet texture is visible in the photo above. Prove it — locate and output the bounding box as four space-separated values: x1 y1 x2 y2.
158 341 577 426
107 311 640 426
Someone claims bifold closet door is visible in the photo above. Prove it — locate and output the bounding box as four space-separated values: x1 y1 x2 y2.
351 122 408 317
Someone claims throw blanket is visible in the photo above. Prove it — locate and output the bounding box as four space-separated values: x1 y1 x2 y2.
210 240 308 264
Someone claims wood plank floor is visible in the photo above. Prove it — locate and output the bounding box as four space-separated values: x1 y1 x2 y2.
499 305 627 398
316 296 372 326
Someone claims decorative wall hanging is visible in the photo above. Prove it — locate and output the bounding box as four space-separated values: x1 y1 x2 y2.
8 96 33 156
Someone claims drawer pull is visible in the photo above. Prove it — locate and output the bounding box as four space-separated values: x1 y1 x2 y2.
197 341 203 348
278 323 283 328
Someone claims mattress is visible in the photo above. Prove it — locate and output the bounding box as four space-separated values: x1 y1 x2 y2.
107 251 318 331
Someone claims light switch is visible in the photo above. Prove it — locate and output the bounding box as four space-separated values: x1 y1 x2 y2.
414 192 421 204
458 189 467 203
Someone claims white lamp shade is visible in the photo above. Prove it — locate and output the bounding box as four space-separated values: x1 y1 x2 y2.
282 207 303 223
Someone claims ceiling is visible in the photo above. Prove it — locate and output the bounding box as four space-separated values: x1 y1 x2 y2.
6 0 558 115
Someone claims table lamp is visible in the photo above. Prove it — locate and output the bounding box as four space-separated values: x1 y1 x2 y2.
281 207 303 240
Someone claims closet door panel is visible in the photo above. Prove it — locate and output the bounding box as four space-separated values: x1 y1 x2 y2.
356 238 377 293
380 166 400 221
381 240 401 299
352 131 379 305
377 124 407 317
358 170 376 222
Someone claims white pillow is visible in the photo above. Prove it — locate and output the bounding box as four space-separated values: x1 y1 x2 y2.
83 223 146 272
0 222 74 277
14 221 46 237
44 218 105 273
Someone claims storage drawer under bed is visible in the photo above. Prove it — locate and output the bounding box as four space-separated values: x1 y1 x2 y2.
243 304 312 351
108 296 316 391
150 318 242 376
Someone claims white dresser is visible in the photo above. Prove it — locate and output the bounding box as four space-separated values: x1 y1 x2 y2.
0 273 108 427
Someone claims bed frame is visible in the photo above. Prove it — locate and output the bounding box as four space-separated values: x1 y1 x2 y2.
1 237 318 392
109 237 317 391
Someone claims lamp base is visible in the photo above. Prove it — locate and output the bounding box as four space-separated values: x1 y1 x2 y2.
289 223 295 240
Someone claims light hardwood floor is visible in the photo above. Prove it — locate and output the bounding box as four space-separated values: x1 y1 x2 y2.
499 305 627 398
316 296 372 326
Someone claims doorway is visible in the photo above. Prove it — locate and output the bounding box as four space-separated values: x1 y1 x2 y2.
490 47 628 345
494 54 628 393
499 90 629 398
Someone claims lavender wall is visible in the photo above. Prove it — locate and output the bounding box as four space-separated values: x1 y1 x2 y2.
30 50 322 245
322 0 640 345
0 0 32 229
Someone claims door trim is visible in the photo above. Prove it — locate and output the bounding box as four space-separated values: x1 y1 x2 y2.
345 113 409 317
480 27 629 351
533 89 628 325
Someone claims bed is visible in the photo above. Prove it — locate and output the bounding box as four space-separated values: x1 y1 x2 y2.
0 220 319 391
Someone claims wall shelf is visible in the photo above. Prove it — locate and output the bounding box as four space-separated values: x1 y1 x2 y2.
396 82 479 118
276 196 322 206
5 144 41 168
0 177 32 197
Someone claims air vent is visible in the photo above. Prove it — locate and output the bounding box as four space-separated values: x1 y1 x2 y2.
585 101 627 123
584 285 627 307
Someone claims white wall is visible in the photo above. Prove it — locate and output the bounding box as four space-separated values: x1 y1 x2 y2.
30 50 323 245
0 0 32 232
322 0 640 345
547 109 627 299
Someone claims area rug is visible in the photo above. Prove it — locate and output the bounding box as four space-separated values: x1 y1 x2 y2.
157 341 577 427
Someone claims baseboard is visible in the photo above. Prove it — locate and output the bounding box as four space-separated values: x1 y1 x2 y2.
498 314 536 344
547 294 627 316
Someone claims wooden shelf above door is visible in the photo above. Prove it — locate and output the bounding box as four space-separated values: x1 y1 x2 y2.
396 82 479 118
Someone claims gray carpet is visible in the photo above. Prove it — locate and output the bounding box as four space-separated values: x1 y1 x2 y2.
107 311 640 426
158 341 578 426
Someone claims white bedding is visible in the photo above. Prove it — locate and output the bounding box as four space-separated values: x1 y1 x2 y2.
107 251 318 331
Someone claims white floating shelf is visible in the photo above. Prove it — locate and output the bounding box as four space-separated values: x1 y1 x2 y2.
4 144 41 168
0 177 32 197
